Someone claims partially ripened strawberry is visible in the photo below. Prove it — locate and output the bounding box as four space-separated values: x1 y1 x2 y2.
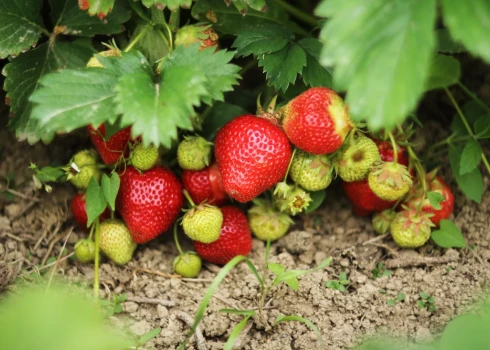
66 150 102 191
71 193 110 230
248 199 293 241
337 134 380 182
177 136 213 171
88 124 132 166
99 219 137 265
175 25 219 50
182 163 228 206
282 87 353 155
368 161 412 201
130 143 159 171
182 204 223 243
214 114 292 203
404 173 454 226
290 150 333 191
194 206 252 265
390 208 434 248
116 166 184 243
74 239 96 263
173 252 202 278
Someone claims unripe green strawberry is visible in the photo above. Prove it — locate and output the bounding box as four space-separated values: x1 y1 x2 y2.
248 199 294 241
130 143 159 171
390 208 434 248
173 252 202 278
177 136 213 171
182 204 223 243
368 161 412 201
290 150 333 191
99 219 137 265
74 239 96 263
66 150 102 190
337 135 381 182
274 185 312 216
372 209 396 235
87 48 121 68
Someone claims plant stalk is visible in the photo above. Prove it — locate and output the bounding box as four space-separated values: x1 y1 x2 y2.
124 23 152 52
93 218 100 299
173 223 184 255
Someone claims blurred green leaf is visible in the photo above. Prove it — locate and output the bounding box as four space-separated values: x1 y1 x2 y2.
305 190 326 213
425 54 461 91
436 29 465 54
449 146 484 203
138 327 162 345
201 102 248 140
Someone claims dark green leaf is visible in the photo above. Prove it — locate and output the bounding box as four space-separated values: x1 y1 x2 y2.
138 328 162 345
441 0 490 63
3 41 93 143
431 220 466 248
141 0 192 11
305 190 326 213
101 173 120 211
86 178 108 227
449 146 484 203
451 101 488 137
133 23 170 65
201 102 248 140
258 42 306 92
232 24 293 57
436 29 465 54
0 0 44 58
474 116 490 139
297 38 333 88
425 54 461 91
427 191 445 210
317 0 437 130
459 138 482 175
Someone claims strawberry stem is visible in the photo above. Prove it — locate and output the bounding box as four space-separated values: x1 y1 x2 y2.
124 23 152 52
173 224 184 255
183 189 196 207
93 218 100 300
87 221 96 240
387 131 398 164
283 148 297 182
457 82 490 114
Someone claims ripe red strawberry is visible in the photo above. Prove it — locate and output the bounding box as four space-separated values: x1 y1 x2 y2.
71 193 110 230
194 206 252 265
88 124 132 165
116 166 184 243
405 174 454 226
182 163 228 206
214 114 292 203
282 87 352 155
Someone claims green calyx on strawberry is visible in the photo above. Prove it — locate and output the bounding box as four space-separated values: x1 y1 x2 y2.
282 87 353 155
86 48 121 68
182 203 223 243
390 208 434 248
290 150 333 192
194 206 252 265
99 219 137 265
372 209 396 235
182 163 228 206
248 198 294 241
337 134 381 182
173 252 202 278
88 124 132 166
74 239 96 263
177 136 213 171
116 166 184 244
368 161 412 201
274 183 312 216
66 149 102 191
175 24 219 50
130 143 159 171
215 114 292 203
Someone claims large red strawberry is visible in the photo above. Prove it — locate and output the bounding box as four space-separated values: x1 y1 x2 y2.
88 124 132 166
282 87 352 155
194 206 252 265
71 193 110 230
182 163 228 206
404 174 454 226
116 166 184 243
214 114 292 203
343 140 409 216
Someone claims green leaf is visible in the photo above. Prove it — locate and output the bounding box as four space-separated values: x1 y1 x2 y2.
285 277 299 290
436 29 465 54
141 0 192 11
317 0 437 130
387 299 396 306
267 263 285 275
441 0 490 63
32 166 65 183
305 190 326 214
258 42 306 92
101 173 120 211
223 315 253 350
53 0 131 36
417 300 426 309
232 24 293 57
275 315 323 346
459 138 482 175
397 293 406 301
30 52 150 136
86 178 108 227
427 191 445 210
449 146 484 203
272 258 331 287
133 23 170 66
138 327 162 345
201 102 248 140
419 292 429 299
425 54 461 91
0 0 44 58
297 38 333 88
451 101 488 137
431 220 466 249
3 41 93 143
474 116 490 139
